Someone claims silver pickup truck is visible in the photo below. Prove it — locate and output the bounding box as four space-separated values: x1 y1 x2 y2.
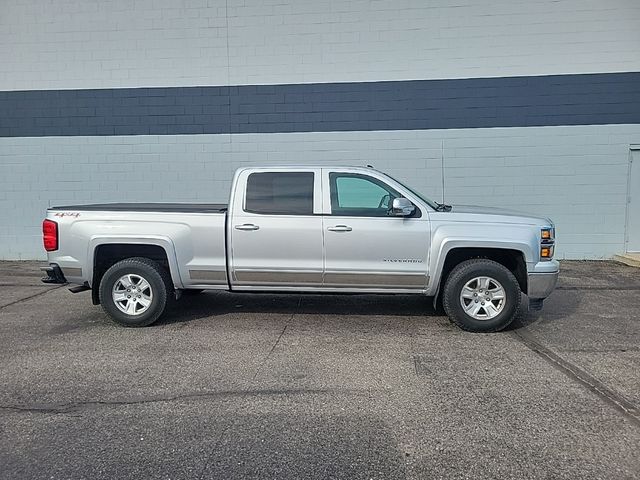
42 166 558 332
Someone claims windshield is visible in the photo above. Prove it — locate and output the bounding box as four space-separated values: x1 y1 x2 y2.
382 173 440 210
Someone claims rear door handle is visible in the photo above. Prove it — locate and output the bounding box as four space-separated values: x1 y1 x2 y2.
235 224 260 231
327 225 352 232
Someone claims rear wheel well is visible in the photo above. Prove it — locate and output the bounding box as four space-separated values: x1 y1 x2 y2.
91 244 172 305
439 248 527 294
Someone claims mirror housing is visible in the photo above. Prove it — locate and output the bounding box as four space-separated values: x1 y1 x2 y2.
391 197 415 216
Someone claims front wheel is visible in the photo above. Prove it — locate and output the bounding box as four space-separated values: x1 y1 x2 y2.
442 259 521 332
98 257 173 327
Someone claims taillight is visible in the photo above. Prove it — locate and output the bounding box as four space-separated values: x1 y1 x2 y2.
42 219 58 252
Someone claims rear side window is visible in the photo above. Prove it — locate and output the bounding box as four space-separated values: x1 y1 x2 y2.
245 172 314 215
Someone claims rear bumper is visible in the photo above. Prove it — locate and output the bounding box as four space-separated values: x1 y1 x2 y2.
527 271 559 299
41 264 67 284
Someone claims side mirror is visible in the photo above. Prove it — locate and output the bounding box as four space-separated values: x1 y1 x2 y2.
391 197 415 216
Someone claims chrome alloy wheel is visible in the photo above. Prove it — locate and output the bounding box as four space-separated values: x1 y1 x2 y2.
459 276 506 320
112 274 153 316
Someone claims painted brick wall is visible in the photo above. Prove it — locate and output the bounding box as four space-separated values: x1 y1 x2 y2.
2 0 639 90
2 73 640 137
225 0 640 85
1 124 638 260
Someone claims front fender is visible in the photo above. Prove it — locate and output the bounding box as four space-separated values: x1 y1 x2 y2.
426 238 534 296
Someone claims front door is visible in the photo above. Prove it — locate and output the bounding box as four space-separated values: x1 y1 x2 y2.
322 171 430 290
230 170 324 288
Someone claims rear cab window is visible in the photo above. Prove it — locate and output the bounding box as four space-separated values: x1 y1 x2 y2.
245 172 314 215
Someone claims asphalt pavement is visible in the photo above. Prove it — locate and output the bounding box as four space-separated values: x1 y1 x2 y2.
0 260 639 479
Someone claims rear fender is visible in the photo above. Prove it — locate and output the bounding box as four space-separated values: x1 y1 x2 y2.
87 235 183 289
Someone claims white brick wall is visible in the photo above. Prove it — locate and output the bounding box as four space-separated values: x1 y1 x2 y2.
1 124 639 260
1 0 639 90
0 0 229 90
226 0 640 85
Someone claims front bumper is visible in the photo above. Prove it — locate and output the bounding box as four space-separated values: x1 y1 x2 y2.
41 264 67 284
527 270 559 299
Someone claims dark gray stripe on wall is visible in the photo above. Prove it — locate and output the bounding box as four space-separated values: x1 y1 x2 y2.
1 72 639 137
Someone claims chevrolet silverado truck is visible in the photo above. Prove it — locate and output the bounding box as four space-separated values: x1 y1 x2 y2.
41 166 558 332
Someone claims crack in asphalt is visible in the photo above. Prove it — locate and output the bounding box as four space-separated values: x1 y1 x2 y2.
559 347 640 353
0 388 343 416
268 324 288 358
556 286 640 291
0 285 66 310
511 328 640 428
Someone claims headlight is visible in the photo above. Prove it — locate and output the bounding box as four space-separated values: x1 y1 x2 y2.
540 227 555 260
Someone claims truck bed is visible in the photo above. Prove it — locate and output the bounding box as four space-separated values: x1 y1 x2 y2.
49 203 228 213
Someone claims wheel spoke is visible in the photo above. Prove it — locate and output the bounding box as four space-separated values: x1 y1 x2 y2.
464 301 481 316
137 296 151 307
461 286 475 299
125 299 137 314
484 302 499 318
463 292 481 314
137 278 151 292
113 292 128 302
479 277 490 290
490 287 505 300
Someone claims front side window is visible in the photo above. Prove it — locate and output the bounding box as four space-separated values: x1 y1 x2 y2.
330 173 401 217
245 172 314 215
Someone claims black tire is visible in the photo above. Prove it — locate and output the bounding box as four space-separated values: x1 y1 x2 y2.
98 257 173 327
442 259 521 333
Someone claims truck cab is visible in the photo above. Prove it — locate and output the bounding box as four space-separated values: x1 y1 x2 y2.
228 166 432 292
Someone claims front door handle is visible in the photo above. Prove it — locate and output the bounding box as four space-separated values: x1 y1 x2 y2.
327 225 352 232
235 224 260 231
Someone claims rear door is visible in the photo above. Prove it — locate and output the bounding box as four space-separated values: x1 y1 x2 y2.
229 168 324 289
321 170 430 291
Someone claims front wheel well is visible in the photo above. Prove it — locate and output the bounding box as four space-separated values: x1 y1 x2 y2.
91 244 172 304
438 247 527 294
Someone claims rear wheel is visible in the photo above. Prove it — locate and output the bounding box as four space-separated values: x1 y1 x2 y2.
442 259 521 332
99 257 173 327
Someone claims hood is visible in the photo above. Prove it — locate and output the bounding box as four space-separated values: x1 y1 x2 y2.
446 204 553 226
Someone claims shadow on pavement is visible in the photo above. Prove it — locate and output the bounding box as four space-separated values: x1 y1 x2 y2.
157 288 581 331
157 291 438 326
